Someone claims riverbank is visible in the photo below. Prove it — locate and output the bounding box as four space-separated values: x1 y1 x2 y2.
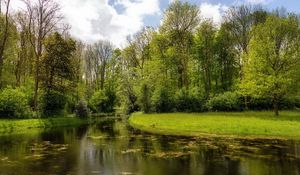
0 117 92 135
129 111 300 139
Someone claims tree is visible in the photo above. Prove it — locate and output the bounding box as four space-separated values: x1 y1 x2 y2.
15 12 35 86
41 32 76 93
214 22 238 92
225 5 253 55
84 40 113 91
0 0 10 86
240 15 300 116
193 20 216 97
94 41 113 90
160 0 200 89
23 0 62 110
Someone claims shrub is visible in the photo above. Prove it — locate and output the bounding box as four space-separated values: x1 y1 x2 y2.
152 87 175 113
105 88 117 113
75 100 89 118
174 88 203 112
246 96 300 110
246 97 272 110
89 89 117 113
125 93 140 114
19 84 35 109
205 92 241 111
0 87 31 119
41 90 67 117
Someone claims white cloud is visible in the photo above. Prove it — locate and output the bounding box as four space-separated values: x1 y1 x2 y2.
199 3 228 25
60 0 160 47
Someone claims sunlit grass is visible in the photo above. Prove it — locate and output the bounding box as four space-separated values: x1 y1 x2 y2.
129 111 300 139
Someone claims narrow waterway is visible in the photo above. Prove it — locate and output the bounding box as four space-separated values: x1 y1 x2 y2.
0 117 299 175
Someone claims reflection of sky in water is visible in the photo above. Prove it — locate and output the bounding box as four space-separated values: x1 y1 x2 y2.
0 118 300 175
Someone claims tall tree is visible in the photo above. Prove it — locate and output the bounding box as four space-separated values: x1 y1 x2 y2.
84 41 113 91
240 15 300 116
95 41 113 90
23 0 62 110
15 12 35 86
214 22 238 92
41 32 76 92
160 0 200 89
0 0 10 87
193 20 216 97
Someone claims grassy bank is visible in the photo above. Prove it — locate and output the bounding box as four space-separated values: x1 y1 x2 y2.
129 111 300 139
0 117 92 135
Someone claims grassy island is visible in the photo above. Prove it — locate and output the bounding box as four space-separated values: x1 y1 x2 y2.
129 111 300 139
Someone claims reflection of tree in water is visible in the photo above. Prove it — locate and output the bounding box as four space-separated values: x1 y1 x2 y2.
76 125 88 139
94 119 117 137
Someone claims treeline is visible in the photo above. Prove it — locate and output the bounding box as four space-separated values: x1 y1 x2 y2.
0 0 299 118
116 1 300 116
0 0 83 118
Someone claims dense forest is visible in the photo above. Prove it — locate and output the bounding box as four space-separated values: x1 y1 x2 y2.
0 0 299 119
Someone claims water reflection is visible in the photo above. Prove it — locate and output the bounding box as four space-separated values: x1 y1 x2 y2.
0 118 300 175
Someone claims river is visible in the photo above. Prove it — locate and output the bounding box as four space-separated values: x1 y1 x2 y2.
0 117 299 175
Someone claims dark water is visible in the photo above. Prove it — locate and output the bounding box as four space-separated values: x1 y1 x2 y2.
0 118 300 175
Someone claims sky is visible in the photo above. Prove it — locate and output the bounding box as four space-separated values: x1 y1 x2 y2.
9 0 300 47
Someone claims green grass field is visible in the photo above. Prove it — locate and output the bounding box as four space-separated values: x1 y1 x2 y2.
129 111 300 139
0 117 91 135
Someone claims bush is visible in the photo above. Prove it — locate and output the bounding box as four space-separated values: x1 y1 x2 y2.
174 88 203 112
89 89 117 113
205 92 241 111
41 90 67 117
125 93 140 114
246 97 272 110
246 97 300 110
75 100 89 118
152 87 175 113
0 87 31 119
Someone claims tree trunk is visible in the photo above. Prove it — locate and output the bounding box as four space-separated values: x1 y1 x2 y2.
0 58 3 88
33 56 40 111
273 97 279 116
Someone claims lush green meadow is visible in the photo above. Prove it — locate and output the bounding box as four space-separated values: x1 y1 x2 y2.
0 117 91 135
129 111 300 139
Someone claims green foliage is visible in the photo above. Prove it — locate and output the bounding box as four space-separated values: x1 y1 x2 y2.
41 90 67 117
41 32 77 92
75 100 89 119
125 93 140 114
89 89 117 113
205 92 241 111
0 87 31 119
174 89 203 112
152 87 175 113
246 97 300 111
240 15 300 115
139 84 152 113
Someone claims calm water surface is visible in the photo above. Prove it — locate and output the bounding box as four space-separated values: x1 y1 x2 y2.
0 118 300 175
